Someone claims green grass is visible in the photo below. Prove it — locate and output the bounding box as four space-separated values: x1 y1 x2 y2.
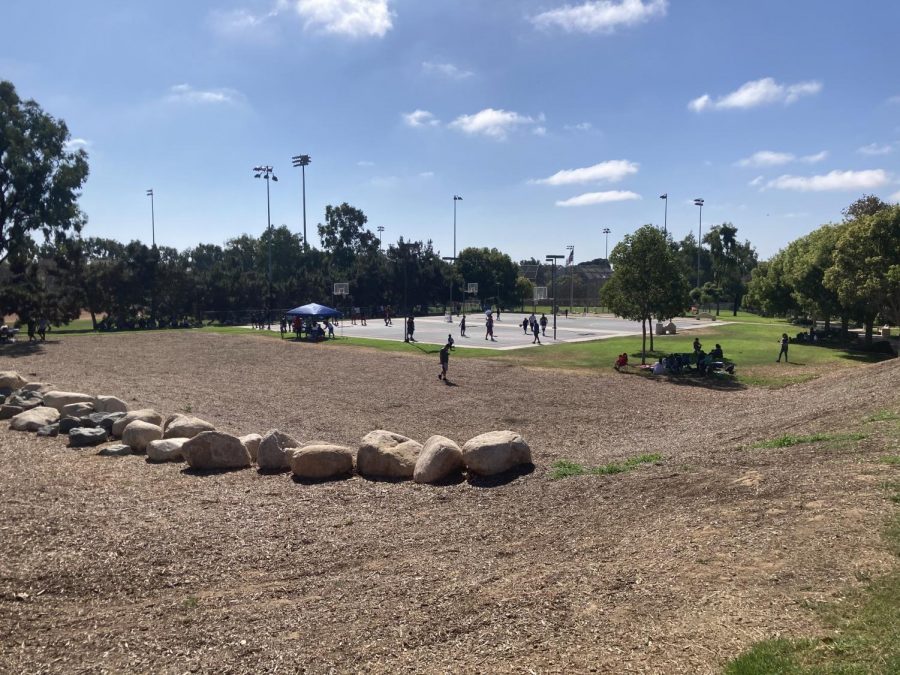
550 453 661 480
867 410 900 423
753 432 867 449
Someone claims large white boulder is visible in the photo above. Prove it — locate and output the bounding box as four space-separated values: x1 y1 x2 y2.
112 409 164 438
181 431 251 470
21 382 54 394
163 415 215 439
9 406 60 432
240 434 263 462
289 444 354 480
43 391 96 412
414 435 464 484
257 430 300 471
147 437 188 463
461 431 532 476
0 371 28 391
61 401 95 418
357 430 422 480
95 395 129 414
122 420 163 452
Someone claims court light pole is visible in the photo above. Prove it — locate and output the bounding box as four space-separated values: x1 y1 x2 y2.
291 154 311 248
694 198 704 292
442 256 456 317
145 189 155 247
254 165 278 329
546 254 564 340
602 228 611 260
660 193 668 235
566 244 574 316
377 225 384 253
453 195 462 259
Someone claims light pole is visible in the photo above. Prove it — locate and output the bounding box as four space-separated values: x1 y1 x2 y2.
453 195 462 259
442 256 456 318
566 244 574 316
602 227 611 260
546 254 564 340
694 198 704 292
253 165 278 329
291 154 311 248
660 193 668 235
377 225 385 253
145 189 155 247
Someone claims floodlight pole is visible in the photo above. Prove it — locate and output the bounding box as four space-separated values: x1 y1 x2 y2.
694 198 704 292
660 193 668 235
566 244 574 317
146 189 155 247
292 155 311 248
546 254 564 340
377 225 385 253
442 256 456 317
254 165 278 329
602 227 611 260
453 195 462 259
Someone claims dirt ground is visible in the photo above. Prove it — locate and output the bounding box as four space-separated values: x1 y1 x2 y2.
1 332 898 674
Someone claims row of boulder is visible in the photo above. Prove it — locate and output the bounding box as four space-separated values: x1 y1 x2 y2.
0 370 533 483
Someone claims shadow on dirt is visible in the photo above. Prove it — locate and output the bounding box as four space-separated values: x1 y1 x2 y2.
467 463 535 488
291 473 354 486
0 341 48 358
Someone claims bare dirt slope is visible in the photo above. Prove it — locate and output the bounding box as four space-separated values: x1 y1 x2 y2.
1 332 898 673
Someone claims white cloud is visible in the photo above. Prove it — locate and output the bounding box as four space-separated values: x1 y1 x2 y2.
64 138 90 150
532 126 547 136
209 7 279 36
166 84 243 105
766 169 890 192
403 109 440 128
291 0 393 38
532 160 639 186
749 175 764 187
357 160 375 167
564 122 593 132
736 149 828 167
689 77 822 112
422 61 473 80
532 0 667 34
418 171 434 178
858 142 893 156
890 190 900 202
370 175 400 188
449 108 536 140
556 191 641 207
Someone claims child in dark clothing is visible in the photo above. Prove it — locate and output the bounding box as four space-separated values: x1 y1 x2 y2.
438 342 451 380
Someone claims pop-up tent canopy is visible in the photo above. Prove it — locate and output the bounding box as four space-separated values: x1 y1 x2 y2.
285 303 342 318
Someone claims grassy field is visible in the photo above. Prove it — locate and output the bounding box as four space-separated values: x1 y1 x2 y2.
46 313 895 389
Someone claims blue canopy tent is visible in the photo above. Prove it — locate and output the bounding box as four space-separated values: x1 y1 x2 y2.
285 303 343 318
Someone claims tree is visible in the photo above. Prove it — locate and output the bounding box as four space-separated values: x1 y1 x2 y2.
456 247 520 309
842 194 889 222
745 255 796 317
600 225 689 363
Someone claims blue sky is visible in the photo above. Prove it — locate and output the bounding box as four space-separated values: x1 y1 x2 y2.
3 0 899 261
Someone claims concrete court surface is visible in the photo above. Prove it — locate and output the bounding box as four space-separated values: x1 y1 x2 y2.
328 312 725 350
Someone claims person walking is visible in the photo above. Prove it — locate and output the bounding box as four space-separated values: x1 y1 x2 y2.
540 313 548 337
38 317 49 341
459 314 467 337
777 333 789 362
522 317 529 334
485 314 496 341
438 341 452 381
532 318 541 344
406 315 416 342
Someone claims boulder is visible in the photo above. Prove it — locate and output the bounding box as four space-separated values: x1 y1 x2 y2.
21 382 54 394
5 392 43 410
58 416 81 434
289 444 354 480
0 371 28 391
75 416 98 429
181 431 251 470
357 430 423 480
98 444 132 457
461 431 532 476
414 435 464 484
36 424 59 438
0 405 24 420
68 427 108 447
43 391 96 412
122 420 163 453
240 434 263 462
257 430 301 471
97 412 125 433
95 395 128 414
111 409 164 438
9 406 60 432
147 437 189 463
62 402 95 418
163 415 215 440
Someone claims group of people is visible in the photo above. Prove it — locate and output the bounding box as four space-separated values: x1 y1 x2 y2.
281 315 335 341
519 313 548 344
614 337 735 376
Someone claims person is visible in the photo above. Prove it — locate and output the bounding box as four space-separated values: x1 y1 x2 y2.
406 315 416 342
447 333 455 350
38 317 49 341
279 316 287 339
777 333 789 362
27 318 36 342
692 337 702 353
652 358 665 375
696 349 708 375
438 341 451 381
292 316 302 339
326 319 335 339
460 314 467 337
710 343 723 360
564 308 569 319
485 314 495 341
540 313 548 337
522 317 529 334
384 307 392 326
532 318 541 344
614 353 628 371
496 306 501 321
